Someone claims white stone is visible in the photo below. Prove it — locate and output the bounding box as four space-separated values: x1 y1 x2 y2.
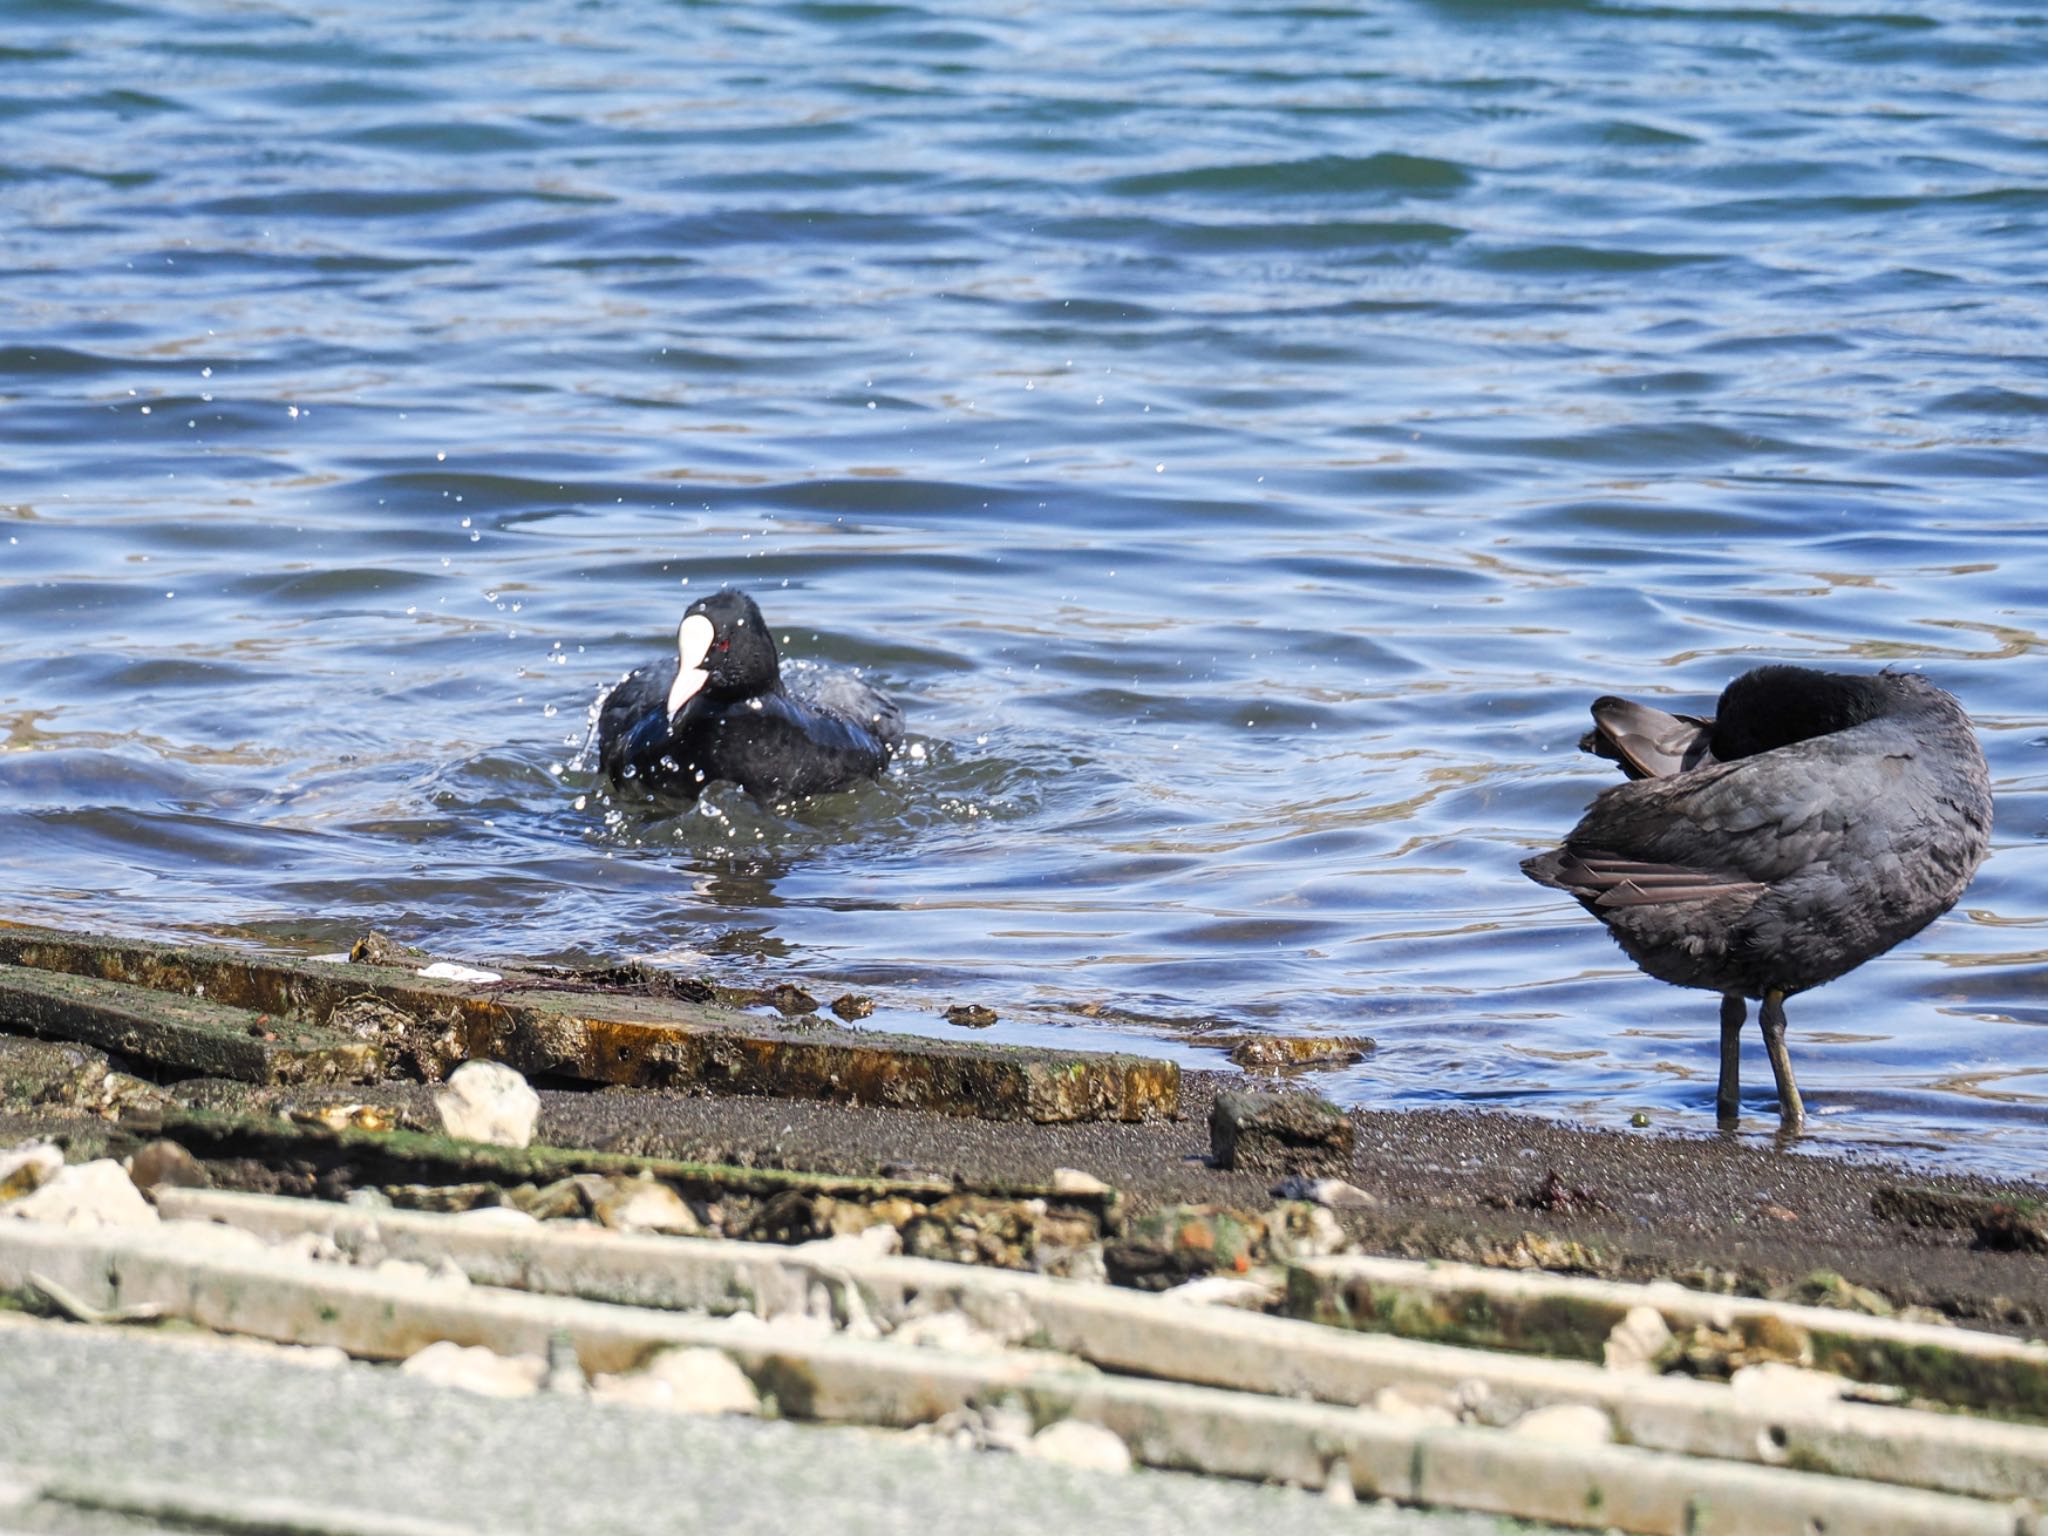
1507 1403 1614 1447
416 962 503 984
1272 1175 1379 1209
1024 1419 1131 1474
593 1346 759 1415
1049 1167 1112 1196
399 1340 544 1398
1604 1304 1674 1374
434 1061 539 1148
0 1141 64 1202
3 1160 156 1229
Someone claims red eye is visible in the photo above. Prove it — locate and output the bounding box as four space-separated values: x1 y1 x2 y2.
715 639 730 653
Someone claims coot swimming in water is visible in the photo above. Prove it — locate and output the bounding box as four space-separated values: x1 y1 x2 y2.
1522 665 1992 1129
597 589 904 800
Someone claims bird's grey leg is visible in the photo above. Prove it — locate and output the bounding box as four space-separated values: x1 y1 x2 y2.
1758 989 1805 1130
1717 993 1744 1124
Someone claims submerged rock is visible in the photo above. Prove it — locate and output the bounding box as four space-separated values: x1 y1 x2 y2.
434 1060 540 1148
349 932 429 966
763 982 819 1016
1226 1034 1374 1070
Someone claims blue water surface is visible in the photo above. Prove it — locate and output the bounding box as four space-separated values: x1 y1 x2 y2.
3 0 2046 1173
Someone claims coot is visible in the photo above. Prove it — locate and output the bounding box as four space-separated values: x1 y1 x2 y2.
597 589 904 800
1522 665 1992 1128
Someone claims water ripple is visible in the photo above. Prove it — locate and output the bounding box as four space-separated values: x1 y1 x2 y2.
0 0 2044 1174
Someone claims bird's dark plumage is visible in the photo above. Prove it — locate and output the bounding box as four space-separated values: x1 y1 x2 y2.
597 589 904 801
1523 665 1993 1127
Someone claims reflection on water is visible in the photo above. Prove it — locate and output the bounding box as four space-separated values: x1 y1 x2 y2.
1 0 2046 1174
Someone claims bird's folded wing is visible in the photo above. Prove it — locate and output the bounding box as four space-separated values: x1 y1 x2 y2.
1580 697 1715 781
1549 853 1766 910
1566 719 1930 888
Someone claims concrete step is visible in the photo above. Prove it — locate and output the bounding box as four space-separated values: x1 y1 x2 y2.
1290 1250 2048 1420
0 1217 2032 1535
155 1187 2048 1506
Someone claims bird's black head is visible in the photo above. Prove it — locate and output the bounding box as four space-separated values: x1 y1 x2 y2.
1709 664 1901 760
666 589 780 716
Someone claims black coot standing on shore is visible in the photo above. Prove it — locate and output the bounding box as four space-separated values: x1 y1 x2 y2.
1522 665 1993 1129
597 590 904 801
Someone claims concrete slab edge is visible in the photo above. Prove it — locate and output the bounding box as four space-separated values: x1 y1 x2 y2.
0 1218 2035 1536
1290 1252 2048 1417
154 1187 2048 1505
